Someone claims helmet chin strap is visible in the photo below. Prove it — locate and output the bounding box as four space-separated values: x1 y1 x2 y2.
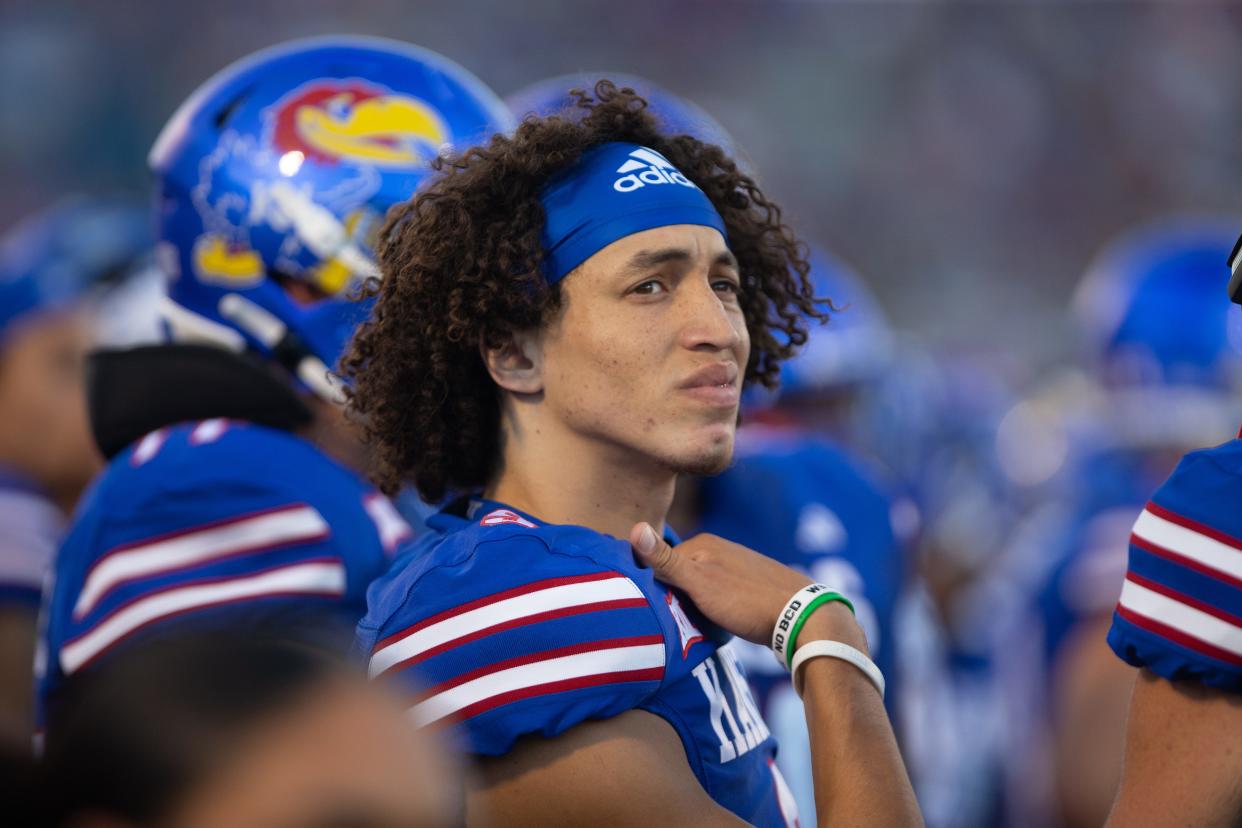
217 293 347 405
159 295 247 352
161 293 348 406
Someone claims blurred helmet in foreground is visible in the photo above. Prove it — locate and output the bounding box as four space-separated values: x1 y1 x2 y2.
1073 216 1242 390
0 197 152 343
506 72 746 166
778 245 894 396
150 36 513 400
1069 217 1242 452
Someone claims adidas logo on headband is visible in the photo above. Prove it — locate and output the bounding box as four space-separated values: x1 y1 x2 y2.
613 148 697 193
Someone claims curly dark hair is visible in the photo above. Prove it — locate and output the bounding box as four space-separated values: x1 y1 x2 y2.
341 80 827 500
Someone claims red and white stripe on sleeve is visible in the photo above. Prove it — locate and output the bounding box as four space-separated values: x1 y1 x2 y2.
60 558 346 674
368 571 665 724
1117 502 1242 665
73 503 331 620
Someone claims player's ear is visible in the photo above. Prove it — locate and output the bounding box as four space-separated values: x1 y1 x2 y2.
481 327 544 395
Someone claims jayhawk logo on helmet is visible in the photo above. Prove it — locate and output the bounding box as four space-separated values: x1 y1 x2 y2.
269 80 450 168
150 37 514 398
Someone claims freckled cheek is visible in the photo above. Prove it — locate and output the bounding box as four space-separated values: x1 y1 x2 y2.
584 315 661 382
548 326 636 415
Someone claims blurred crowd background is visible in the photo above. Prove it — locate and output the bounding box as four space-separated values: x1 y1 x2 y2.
5 1 1242 827
6 0 1242 360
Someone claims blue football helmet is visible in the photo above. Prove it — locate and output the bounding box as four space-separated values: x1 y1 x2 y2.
150 36 513 400
1073 216 1242 390
0 196 152 340
1067 217 1242 452
777 245 894 395
506 73 745 164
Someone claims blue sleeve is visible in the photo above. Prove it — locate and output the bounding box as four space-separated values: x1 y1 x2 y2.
1107 442 1242 692
359 529 671 756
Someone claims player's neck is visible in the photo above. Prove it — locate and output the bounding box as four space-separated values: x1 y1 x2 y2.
296 398 370 474
486 412 675 540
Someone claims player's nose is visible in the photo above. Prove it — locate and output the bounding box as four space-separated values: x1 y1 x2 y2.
677 276 744 354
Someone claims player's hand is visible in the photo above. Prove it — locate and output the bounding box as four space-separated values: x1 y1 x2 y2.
629 523 867 652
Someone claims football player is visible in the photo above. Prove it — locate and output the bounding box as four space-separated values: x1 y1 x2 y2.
0 197 151 747
1104 227 1242 826
996 218 1241 828
348 80 920 826
37 37 513 733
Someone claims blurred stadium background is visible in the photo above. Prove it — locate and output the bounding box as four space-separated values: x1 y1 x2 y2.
5 0 1242 369
6 3 1242 826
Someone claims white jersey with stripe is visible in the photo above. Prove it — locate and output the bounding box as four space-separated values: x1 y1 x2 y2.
38 419 411 721
358 497 799 828
1107 436 1242 690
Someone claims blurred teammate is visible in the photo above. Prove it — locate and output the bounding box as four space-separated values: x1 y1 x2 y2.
42 632 462 828
997 218 1240 828
1101 231 1242 826
0 198 151 747
38 38 513 732
507 72 747 166
348 81 920 825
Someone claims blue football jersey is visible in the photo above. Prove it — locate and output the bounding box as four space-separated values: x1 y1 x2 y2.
39 419 411 713
1108 437 1242 691
359 498 800 828
694 426 906 821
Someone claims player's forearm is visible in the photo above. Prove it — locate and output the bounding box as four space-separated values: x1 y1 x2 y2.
801 658 921 827
793 613 921 828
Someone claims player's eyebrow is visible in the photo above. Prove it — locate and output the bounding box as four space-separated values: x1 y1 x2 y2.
624 247 739 274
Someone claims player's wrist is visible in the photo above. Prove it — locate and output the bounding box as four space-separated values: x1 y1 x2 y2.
792 639 884 699
796 605 869 655
770 583 861 668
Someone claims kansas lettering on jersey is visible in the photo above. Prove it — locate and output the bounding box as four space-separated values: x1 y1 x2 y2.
359 498 799 828
40 419 411 713
1108 438 1242 691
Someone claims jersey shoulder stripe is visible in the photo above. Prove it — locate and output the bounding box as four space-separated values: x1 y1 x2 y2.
74 503 330 619
358 519 675 755
61 557 345 674
369 570 646 677
1108 441 1242 690
410 634 666 726
1116 573 1242 665
1132 503 1242 586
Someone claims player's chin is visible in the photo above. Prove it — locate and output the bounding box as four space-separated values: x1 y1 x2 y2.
664 426 736 476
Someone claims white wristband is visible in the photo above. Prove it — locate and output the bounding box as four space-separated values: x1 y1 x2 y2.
790 640 885 700
771 583 840 668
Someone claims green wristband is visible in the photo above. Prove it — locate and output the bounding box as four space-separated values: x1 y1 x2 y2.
784 591 855 670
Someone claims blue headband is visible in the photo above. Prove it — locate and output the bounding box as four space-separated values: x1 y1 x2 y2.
538 142 729 283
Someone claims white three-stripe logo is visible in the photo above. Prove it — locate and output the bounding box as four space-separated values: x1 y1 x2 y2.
613 148 696 193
